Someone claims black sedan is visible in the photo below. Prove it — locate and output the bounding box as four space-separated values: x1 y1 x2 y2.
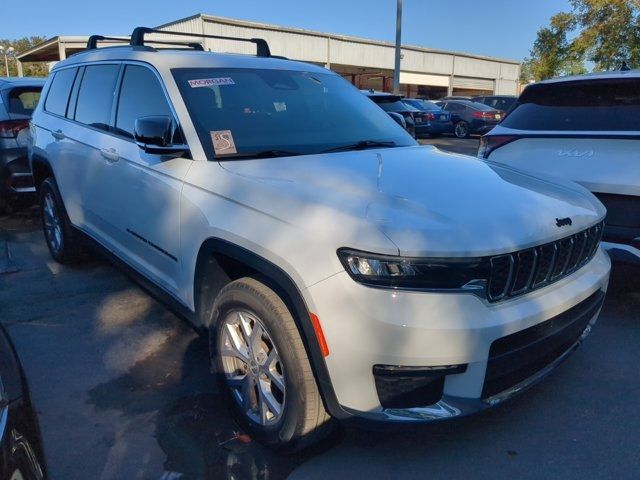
435 99 502 138
471 95 517 115
0 324 46 480
362 90 426 138
402 98 453 137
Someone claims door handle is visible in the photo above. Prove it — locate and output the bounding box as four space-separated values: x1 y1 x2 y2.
51 129 65 140
100 148 119 163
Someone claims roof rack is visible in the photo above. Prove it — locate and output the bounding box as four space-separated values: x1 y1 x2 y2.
129 26 272 57
87 34 204 51
86 35 129 49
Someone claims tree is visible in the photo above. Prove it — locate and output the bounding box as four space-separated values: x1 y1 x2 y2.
0 36 48 77
523 0 640 81
570 0 640 71
522 12 586 82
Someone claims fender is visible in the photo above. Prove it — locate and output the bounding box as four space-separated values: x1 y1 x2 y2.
194 237 351 420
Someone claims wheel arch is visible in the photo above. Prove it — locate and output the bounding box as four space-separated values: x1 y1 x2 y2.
193 237 349 419
30 154 54 193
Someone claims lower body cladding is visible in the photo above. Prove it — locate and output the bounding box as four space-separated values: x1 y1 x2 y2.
305 248 610 422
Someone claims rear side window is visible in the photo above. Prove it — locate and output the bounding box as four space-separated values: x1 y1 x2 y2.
377 100 416 113
44 68 77 116
445 103 464 112
502 78 640 131
74 64 120 131
7 87 42 116
115 65 172 138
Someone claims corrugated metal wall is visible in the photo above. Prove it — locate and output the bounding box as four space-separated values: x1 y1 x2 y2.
156 15 521 95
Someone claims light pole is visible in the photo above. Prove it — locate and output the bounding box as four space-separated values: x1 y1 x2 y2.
393 0 403 94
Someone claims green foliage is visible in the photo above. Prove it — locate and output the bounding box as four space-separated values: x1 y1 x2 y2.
524 0 640 81
0 36 48 77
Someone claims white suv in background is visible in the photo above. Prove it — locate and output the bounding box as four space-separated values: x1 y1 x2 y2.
29 27 610 450
479 70 640 263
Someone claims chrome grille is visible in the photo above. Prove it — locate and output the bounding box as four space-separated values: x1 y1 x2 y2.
487 222 603 302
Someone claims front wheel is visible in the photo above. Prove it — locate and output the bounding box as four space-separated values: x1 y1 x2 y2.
454 121 470 138
211 277 334 451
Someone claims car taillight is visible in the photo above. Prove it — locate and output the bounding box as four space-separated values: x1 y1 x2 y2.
0 119 29 138
472 111 495 119
477 135 519 159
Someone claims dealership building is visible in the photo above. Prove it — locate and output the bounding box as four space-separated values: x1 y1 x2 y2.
16 13 521 98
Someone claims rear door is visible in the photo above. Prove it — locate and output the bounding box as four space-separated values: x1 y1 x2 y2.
63 63 122 238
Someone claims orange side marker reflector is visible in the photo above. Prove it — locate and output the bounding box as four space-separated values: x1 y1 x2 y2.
310 313 330 357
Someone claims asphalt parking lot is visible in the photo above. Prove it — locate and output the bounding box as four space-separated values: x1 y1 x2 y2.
1 138 639 479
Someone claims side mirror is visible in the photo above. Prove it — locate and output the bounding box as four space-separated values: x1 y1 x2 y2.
387 112 406 129
134 116 187 155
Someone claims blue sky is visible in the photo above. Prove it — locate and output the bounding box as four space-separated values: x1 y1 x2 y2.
5 0 571 60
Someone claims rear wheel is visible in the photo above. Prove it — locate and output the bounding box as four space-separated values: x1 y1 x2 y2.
454 121 470 138
39 177 84 264
211 277 333 451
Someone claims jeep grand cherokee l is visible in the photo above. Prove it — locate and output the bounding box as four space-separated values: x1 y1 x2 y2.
29 28 610 450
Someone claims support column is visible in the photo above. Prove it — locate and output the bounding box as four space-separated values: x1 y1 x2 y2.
16 59 23 77
448 55 456 96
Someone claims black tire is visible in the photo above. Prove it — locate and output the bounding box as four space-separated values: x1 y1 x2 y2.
39 177 84 264
210 277 334 451
454 121 470 138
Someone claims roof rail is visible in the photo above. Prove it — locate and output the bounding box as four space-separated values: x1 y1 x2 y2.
129 26 272 57
86 35 129 50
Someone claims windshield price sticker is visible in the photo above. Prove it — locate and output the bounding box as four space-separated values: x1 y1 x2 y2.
188 77 235 88
211 130 238 155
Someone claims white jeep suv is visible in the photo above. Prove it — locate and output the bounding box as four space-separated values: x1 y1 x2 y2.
479 70 640 264
29 28 610 450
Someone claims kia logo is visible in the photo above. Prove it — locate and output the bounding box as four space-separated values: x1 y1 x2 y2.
556 217 573 227
558 149 594 158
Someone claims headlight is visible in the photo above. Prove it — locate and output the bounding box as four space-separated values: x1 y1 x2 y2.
337 248 490 292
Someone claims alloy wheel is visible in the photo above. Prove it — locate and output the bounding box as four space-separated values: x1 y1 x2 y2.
455 122 468 138
219 310 286 426
42 192 63 254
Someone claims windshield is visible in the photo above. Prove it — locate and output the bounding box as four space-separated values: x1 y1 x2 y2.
6 87 42 116
173 68 415 159
502 78 640 131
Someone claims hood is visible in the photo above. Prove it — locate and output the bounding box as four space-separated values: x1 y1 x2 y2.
219 145 605 257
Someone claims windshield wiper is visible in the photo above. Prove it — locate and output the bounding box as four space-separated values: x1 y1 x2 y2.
322 140 397 153
217 149 303 160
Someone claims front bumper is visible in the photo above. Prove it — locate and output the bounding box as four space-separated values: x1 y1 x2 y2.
304 248 610 421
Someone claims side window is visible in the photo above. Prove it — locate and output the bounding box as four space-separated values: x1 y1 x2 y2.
74 64 120 131
115 65 172 139
44 68 77 117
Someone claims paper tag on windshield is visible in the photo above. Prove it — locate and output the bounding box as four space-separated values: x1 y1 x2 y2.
211 130 237 155
188 77 235 88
